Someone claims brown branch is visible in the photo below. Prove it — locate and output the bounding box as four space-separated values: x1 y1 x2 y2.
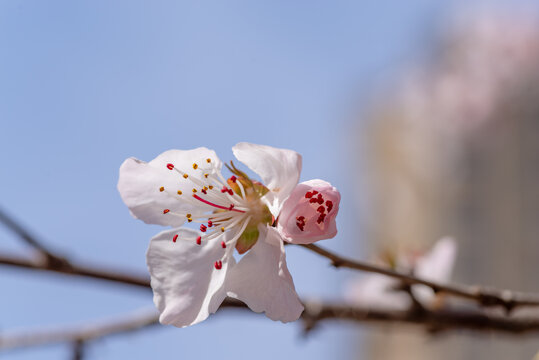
0 207 71 269
0 253 150 289
299 243 539 312
2 300 539 352
300 301 539 335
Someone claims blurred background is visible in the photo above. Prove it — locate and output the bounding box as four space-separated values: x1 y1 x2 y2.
1 1 538 359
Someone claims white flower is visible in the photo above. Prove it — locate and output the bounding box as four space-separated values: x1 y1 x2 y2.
118 143 340 327
345 237 457 310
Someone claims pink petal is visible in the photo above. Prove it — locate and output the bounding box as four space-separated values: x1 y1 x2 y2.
277 179 340 244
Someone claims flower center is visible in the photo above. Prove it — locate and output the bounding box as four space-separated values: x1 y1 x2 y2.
158 158 272 265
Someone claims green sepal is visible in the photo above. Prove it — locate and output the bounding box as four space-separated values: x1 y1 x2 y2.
235 226 259 254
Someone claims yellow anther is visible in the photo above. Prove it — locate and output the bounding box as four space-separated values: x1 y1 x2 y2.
203 186 208 191
177 190 183 195
192 188 197 193
159 186 165 192
183 174 188 179
204 173 209 178
186 213 192 218
209 185 214 189
221 227 225 232
206 158 211 163
187 218 193 223
193 163 198 170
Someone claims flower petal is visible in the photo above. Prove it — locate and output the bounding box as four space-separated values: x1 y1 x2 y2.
146 227 233 327
118 147 222 226
415 237 457 282
345 275 411 310
226 225 304 322
277 179 340 244
232 142 302 215
411 237 457 305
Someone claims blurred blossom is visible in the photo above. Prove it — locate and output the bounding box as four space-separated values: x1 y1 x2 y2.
345 237 457 310
392 11 539 135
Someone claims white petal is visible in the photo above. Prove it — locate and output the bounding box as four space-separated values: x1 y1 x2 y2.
146 227 233 327
415 237 457 283
226 225 304 322
118 147 222 226
412 237 457 305
232 142 302 216
344 275 411 311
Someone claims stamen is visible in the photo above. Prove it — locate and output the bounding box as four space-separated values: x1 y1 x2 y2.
173 234 178 243
193 163 198 170
186 213 192 218
196 236 202 245
163 209 170 214
208 220 213 227
206 158 211 163
230 175 237 183
187 218 193 222
200 224 207 232
183 174 188 179
177 190 183 195
221 241 226 248
192 194 246 213
326 200 333 213
214 260 222 270
204 173 209 178
317 205 325 213
167 163 174 170
159 186 165 192
296 215 306 231
221 227 225 232
305 191 313 198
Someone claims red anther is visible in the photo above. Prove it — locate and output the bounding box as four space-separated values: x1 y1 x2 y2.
163 209 170 214
221 186 228 193
230 175 237 183
297 216 305 221
317 194 324 205
309 197 318 204
221 241 226 248
326 200 333 213
317 205 325 213
173 234 178 243
200 224 207 232
296 222 305 231
317 213 326 224
201 189 207 194
228 204 235 210
214 260 222 270
208 220 213 227
312 190 319 195
196 236 202 245
227 189 233 195
305 191 313 198
166 163 174 170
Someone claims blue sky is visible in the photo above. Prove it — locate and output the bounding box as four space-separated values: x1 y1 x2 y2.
0 1 468 359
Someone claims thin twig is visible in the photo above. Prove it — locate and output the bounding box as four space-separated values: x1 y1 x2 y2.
0 207 71 269
0 253 150 289
299 243 539 312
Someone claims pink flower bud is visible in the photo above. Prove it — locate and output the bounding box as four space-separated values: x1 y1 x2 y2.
277 179 340 244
